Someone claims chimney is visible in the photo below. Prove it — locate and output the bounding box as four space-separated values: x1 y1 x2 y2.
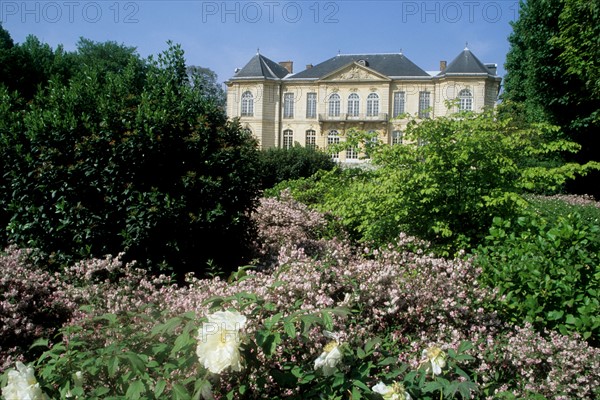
485 63 497 75
279 61 293 74
440 60 447 72
306 64 313 70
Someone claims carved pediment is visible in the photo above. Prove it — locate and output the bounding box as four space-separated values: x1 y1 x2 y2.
321 62 390 82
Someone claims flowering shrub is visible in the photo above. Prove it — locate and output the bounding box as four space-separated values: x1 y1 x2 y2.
0 248 172 373
1 195 599 399
0 248 73 372
250 189 341 269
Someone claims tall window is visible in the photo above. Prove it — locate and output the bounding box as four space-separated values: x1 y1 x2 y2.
327 130 340 159
283 129 293 149
366 93 379 116
393 92 405 117
306 92 317 118
418 91 431 118
391 130 403 145
347 93 360 117
328 93 340 117
241 91 253 116
305 129 316 149
283 93 294 118
346 146 359 160
458 89 473 111
365 130 379 159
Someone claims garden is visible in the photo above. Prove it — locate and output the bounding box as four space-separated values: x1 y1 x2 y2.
1 7 600 398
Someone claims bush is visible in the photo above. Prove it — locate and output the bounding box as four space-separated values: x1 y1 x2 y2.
474 211 600 343
258 144 335 190
0 43 261 275
273 110 600 254
0 247 73 372
2 197 599 398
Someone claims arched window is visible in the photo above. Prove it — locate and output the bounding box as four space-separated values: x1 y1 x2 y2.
328 93 340 117
327 130 340 159
241 91 253 116
305 129 316 149
458 89 473 111
283 129 293 149
366 93 379 116
347 93 360 117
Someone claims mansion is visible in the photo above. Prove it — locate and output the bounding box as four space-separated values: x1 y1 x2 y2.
225 48 501 161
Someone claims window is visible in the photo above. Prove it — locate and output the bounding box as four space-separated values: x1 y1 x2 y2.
418 91 431 118
366 93 379 117
391 130 403 145
365 130 379 158
328 93 340 117
283 129 293 149
346 146 359 160
347 93 360 117
305 129 316 149
306 92 317 118
327 130 340 159
393 92 405 117
283 93 294 118
458 89 473 111
241 91 253 116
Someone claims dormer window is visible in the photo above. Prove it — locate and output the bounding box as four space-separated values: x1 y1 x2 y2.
357 59 368 67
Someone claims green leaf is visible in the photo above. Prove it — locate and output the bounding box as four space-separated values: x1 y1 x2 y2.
283 320 297 338
125 380 145 400
154 379 167 397
172 383 191 400
378 356 398 366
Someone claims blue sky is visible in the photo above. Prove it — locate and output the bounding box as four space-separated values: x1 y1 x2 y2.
2 1 518 84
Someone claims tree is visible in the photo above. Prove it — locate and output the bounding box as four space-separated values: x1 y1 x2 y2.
0 43 261 276
281 109 600 254
186 65 226 109
503 0 600 197
0 24 13 49
552 0 600 103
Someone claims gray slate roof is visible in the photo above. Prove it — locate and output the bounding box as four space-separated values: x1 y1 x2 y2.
289 53 430 79
439 48 491 76
230 49 497 81
232 53 290 79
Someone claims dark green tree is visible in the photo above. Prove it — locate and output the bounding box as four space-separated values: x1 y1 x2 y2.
1 43 261 276
186 65 226 109
503 0 600 197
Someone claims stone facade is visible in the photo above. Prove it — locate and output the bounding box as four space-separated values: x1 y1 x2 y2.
226 48 501 161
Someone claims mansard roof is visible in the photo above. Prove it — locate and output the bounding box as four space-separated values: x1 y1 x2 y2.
231 53 290 80
229 49 499 82
439 47 493 76
289 53 430 79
